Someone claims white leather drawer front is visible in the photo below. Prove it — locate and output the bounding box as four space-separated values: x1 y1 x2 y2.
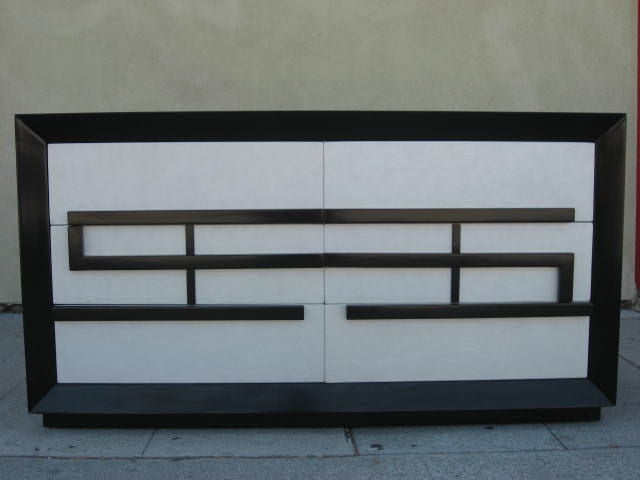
55 305 324 383
460 223 593 302
48 142 323 225
51 226 186 304
325 224 451 253
196 269 323 304
83 225 186 255
325 269 450 304
324 305 589 382
195 225 323 254
324 141 595 221
461 268 558 303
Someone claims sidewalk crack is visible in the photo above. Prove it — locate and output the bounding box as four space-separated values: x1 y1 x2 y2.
344 427 360 456
544 423 569 450
140 429 156 457
620 354 640 371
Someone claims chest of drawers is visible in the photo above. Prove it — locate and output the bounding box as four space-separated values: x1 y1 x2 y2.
16 111 625 427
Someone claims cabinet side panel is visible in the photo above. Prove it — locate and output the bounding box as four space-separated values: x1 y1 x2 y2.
16 120 56 410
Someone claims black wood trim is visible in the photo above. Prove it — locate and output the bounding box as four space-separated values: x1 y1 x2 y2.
15 119 57 411
43 408 601 428
33 379 610 416
451 224 461 303
326 208 575 224
588 116 626 403
327 252 573 303
325 252 573 268
185 225 196 305
70 252 325 270
68 209 325 226
68 208 574 226
346 302 593 320
51 305 304 321
16 111 624 143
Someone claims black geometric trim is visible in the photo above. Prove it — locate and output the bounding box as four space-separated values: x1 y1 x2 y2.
51 305 304 321
346 302 592 320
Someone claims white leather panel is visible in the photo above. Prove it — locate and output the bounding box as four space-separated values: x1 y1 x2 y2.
55 305 324 383
324 141 594 221
325 305 589 382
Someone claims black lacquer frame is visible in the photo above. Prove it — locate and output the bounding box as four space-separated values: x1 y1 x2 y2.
15 111 626 427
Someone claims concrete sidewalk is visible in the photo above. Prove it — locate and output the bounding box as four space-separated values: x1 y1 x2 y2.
1 311 639 479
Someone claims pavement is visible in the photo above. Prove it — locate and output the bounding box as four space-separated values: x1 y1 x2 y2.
0 310 639 479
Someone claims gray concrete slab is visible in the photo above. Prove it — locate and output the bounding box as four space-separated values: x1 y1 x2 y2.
619 356 640 386
425 447 640 480
0 383 154 458
351 423 563 455
0 314 24 399
546 405 640 449
618 357 640 405
0 351 25 400
0 455 434 480
144 428 355 458
3 448 640 480
0 314 22 356
620 312 640 368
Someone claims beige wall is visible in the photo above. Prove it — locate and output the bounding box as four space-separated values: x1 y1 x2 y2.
0 0 636 301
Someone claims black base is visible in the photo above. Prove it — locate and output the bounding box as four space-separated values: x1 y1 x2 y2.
42 408 601 428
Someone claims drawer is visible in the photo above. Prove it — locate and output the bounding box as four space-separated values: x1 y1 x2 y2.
48 142 323 225
51 226 187 304
324 305 589 382
196 269 323 304
195 224 323 255
325 269 450 304
460 223 593 302
55 305 324 383
325 224 452 253
324 141 595 221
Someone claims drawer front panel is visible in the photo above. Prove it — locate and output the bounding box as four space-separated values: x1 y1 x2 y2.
83 225 186 256
460 223 593 302
55 305 324 383
196 269 323 304
325 268 450 304
461 268 558 303
48 142 323 225
325 224 452 253
325 305 589 382
195 225 323 255
51 226 187 304
324 141 595 221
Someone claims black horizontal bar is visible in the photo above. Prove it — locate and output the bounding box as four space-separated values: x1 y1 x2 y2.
51 305 304 321
68 209 325 226
17 111 624 143
69 252 572 271
33 379 610 416
326 208 575 224
346 302 592 320
68 208 575 226
71 253 325 270
324 253 573 269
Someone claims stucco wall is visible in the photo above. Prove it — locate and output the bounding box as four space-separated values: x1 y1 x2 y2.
0 0 636 301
